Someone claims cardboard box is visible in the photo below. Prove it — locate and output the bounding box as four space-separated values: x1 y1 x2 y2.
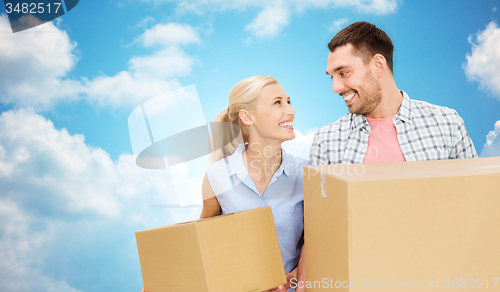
303 157 500 291
136 206 286 292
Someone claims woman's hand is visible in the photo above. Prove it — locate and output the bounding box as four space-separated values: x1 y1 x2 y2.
266 267 298 292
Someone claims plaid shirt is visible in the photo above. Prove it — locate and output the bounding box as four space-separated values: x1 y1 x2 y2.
310 91 477 165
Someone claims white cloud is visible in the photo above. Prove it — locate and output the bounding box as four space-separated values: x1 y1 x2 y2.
0 108 198 219
137 0 399 41
166 0 400 15
353 0 399 14
0 201 82 292
138 22 201 47
0 108 121 218
129 47 198 79
0 14 201 109
135 16 156 28
0 14 82 109
0 108 201 291
464 21 500 100
82 70 182 108
245 4 291 39
82 23 201 108
480 120 500 157
282 129 316 160
329 17 349 33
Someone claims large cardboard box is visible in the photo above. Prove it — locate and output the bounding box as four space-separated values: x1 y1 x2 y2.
303 157 500 291
136 206 286 292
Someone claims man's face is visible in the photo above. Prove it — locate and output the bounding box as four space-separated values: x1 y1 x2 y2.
326 43 382 117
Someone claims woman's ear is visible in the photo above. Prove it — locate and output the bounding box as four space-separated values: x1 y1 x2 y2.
239 109 254 126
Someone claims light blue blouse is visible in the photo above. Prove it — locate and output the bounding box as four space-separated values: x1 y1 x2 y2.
207 144 309 274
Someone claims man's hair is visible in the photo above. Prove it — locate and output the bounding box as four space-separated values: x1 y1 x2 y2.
328 21 394 73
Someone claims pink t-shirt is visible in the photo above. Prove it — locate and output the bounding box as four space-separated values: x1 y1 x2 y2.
363 115 406 163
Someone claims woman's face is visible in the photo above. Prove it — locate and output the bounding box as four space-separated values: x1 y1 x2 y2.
249 83 296 144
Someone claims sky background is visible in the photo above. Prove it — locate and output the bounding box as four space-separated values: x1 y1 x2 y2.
1 0 500 291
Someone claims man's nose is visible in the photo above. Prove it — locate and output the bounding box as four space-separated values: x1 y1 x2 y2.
332 79 344 94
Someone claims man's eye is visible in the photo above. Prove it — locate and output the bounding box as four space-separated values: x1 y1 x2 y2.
340 72 347 77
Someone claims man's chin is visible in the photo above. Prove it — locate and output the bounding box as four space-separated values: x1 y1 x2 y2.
347 105 359 115
347 103 371 116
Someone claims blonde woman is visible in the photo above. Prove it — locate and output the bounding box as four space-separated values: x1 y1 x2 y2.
201 75 308 292
140 76 306 292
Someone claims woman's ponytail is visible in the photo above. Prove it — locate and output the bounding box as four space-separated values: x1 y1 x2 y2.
209 108 243 163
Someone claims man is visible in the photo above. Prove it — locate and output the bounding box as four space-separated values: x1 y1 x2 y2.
310 21 477 165
288 21 478 292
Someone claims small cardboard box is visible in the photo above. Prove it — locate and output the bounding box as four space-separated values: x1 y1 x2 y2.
136 206 286 292
303 157 500 291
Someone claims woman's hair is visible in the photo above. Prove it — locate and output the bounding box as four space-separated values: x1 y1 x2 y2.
210 75 278 162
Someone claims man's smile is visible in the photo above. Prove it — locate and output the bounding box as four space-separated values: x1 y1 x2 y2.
342 91 356 105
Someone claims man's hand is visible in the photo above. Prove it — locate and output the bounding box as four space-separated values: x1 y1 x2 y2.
266 267 298 292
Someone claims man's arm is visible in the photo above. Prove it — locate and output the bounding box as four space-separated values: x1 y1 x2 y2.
453 115 478 159
310 131 329 166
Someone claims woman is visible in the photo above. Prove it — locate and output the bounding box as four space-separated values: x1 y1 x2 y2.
201 75 308 292
141 75 306 292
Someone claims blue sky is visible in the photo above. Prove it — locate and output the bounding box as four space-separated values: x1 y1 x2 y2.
0 0 500 291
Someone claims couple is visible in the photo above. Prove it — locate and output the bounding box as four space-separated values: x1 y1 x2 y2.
203 21 477 292
144 21 477 292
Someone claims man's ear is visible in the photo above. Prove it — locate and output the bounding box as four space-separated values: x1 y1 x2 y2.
372 54 386 78
239 109 254 126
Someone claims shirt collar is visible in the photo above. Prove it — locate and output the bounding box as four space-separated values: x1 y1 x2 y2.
350 90 413 131
225 144 245 178
351 113 368 132
277 147 292 177
226 144 292 180
394 90 412 124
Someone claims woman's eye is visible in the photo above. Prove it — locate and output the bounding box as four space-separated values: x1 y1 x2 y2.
287 100 291 104
275 100 281 104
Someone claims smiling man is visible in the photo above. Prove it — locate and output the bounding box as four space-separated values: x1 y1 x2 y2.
310 21 477 165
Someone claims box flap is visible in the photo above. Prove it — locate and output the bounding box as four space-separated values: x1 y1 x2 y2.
306 157 500 183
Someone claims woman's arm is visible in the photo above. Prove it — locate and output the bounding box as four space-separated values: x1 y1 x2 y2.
200 172 222 219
